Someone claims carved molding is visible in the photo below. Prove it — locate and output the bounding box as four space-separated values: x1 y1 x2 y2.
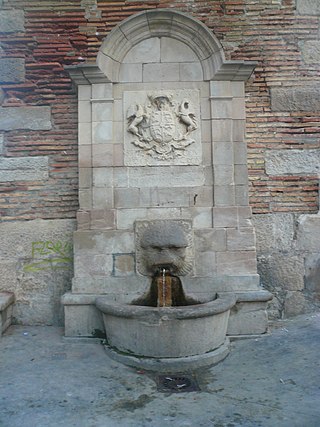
97 9 256 82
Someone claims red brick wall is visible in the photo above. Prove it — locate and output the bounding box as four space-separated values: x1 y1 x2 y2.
1 0 319 220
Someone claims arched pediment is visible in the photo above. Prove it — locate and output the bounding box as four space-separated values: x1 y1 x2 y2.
97 9 255 82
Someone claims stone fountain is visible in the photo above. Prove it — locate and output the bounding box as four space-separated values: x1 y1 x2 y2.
62 9 272 370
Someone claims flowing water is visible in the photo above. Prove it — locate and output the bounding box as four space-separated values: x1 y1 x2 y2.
157 268 172 307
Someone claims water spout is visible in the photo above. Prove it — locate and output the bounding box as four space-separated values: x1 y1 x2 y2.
157 268 172 307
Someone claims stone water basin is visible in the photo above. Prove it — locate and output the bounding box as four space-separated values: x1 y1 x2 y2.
95 293 236 362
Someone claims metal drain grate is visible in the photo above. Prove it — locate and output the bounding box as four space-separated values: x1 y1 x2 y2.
157 374 200 393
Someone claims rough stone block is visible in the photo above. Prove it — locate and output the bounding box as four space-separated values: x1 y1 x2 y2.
211 119 233 142
147 207 182 221
0 292 14 335
304 254 320 299
90 209 116 230
210 99 233 119
234 141 247 164
202 142 212 165
78 122 91 145
0 134 3 155
296 214 320 251
113 254 135 277
265 149 320 175
0 58 25 83
210 81 232 97
143 63 179 82
301 40 320 64
283 291 308 318
0 219 75 326
213 207 238 228
214 184 236 206
194 251 216 277
123 37 160 63
114 187 140 208
297 0 320 15
227 228 256 251
180 62 203 81
0 156 49 182
271 86 320 112
92 144 113 167
92 83 113 99
231 81 245 97
79 189 92 210
70 276 148 296
92 187 113 209
0 10 24 33
93 167 113 187
254 213 295 252
0 106 51 131
113 167 129 187
74 253 113 278
201 120 211 144
79 167 92 189
191 207 213 228
119 63 142 82
92 121 113 143
92 102 113 122
228 302 268 335
237 206 253 227
200 98 211 120
234 164 248 184
257 253 304 292
78 85 91 101
190 186 213 207
216 251 257 275
76 211 90 230
78 101 91 123
235 185 249 206
117 208 148 229
93 230 135 254
129 166 205 188
160 37 198 62
214 165 234 185
78 145 92 168
213 141 234 165
232 98 246 119
194 228 227 252
64 304 105 337
233 120 245 142
139 187 190 208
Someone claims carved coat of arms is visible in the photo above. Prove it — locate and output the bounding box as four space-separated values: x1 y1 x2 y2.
126 93 198 161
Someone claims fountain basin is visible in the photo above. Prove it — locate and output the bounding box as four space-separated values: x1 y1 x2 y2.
96 293 236 369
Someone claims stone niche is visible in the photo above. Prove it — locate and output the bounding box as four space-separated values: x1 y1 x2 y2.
63 9 271 337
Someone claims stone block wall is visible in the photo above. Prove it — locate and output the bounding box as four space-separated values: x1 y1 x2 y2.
0 0 319 323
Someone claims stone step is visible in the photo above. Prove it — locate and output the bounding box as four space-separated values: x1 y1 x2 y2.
0 292 14 336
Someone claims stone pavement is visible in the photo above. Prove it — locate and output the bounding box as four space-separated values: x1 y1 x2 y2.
0 313 319 427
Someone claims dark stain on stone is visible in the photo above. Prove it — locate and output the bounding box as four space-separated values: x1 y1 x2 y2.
111 394 154 412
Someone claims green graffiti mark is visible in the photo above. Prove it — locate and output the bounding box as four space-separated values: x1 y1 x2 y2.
24 241 73 272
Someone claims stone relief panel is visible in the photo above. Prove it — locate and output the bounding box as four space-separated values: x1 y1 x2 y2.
124 90 202 166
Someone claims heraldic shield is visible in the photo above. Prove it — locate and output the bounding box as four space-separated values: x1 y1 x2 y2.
124 90 202 166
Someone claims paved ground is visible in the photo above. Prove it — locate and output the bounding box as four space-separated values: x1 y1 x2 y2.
0 313 319 427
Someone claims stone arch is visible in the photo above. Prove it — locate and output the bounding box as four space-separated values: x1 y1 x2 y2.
97 9 255 82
